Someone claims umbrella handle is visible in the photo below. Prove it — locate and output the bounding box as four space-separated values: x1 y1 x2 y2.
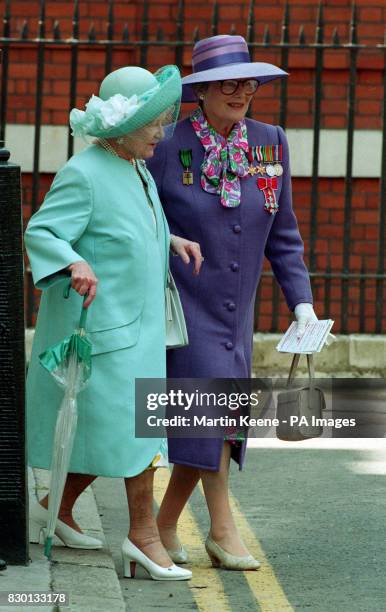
63 283 89 331
79 295 88 330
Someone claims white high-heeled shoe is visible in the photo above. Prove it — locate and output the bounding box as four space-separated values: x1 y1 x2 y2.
29 499 103 550
205 536 261 571
121 538 192 581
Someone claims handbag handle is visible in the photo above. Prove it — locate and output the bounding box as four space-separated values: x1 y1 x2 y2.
162 209 171 285
135 161 170 285
143 166 171 285
287 354 315 389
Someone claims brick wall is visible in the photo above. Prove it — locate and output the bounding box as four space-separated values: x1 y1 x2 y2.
3 0 385 129
2 0 385 42
1 0 385 332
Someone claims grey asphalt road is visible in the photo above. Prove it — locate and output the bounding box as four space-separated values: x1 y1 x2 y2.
93 445 386 611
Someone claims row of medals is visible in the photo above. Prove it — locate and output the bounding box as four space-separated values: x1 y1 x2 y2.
248 162 283 177
183 162 283 184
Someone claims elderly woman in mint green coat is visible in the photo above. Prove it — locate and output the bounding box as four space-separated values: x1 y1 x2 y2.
25 65 202 581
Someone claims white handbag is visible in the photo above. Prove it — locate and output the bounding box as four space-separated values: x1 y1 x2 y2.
137 163 189 350
165 270 189 349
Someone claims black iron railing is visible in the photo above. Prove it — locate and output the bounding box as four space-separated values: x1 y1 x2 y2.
0 136 28 565
0 0 385 333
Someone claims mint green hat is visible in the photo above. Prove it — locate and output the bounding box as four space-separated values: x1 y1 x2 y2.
70 65 181 139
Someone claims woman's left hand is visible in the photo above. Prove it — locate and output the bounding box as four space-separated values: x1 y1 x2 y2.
294 303 336 344
170 235 204 276
294 303 317 338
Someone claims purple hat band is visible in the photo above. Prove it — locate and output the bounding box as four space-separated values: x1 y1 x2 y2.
182 35 288 102
192 37 251 73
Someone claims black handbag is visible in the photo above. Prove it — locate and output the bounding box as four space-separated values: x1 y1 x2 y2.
276 354 326 441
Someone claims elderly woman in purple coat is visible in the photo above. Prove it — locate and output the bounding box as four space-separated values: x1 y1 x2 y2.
147 35 317 570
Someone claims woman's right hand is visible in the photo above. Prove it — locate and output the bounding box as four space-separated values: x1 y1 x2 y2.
67 261 98 308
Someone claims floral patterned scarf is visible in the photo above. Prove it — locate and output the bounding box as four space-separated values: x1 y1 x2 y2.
190 107 249 208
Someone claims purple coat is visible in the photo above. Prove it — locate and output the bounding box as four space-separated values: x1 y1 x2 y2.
147 117 313 471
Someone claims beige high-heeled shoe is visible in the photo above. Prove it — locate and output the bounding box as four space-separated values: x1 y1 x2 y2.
166 543 189 564
159 526 189 563
205 536 261 571
121 538 192 581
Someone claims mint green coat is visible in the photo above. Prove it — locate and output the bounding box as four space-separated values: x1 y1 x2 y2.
25 144 169 477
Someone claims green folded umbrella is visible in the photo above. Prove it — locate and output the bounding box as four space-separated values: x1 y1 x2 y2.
38 292 92 558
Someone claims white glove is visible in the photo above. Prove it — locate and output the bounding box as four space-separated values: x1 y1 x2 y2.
294 303 317 339
294 303 336 345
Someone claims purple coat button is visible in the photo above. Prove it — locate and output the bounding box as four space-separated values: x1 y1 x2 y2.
230 262 239 272
225 341 234 350
227 302 236 311
233 224 241 233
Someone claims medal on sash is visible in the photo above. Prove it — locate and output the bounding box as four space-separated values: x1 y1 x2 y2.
179 149 193 185
258 176 279 214
252 144 282 213
256 163 266 175
274 163 283 176
266 164 276 177
247 147 258 175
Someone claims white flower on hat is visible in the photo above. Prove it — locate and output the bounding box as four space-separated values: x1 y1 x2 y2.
96 93 140 129
69 107 95 137
70 93 141 137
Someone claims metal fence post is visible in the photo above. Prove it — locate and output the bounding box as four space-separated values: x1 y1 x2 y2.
0 131 28 564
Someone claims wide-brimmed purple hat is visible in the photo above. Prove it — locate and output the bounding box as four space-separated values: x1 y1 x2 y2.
182 35 288 102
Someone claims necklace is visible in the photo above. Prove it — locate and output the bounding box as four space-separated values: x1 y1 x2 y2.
97 138 135 164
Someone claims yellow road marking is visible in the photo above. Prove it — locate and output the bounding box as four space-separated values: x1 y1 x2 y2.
154 469 293 612
154 469 231 612
223 484 293 612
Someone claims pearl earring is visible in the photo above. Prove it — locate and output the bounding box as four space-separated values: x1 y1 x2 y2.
199 94 205 100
